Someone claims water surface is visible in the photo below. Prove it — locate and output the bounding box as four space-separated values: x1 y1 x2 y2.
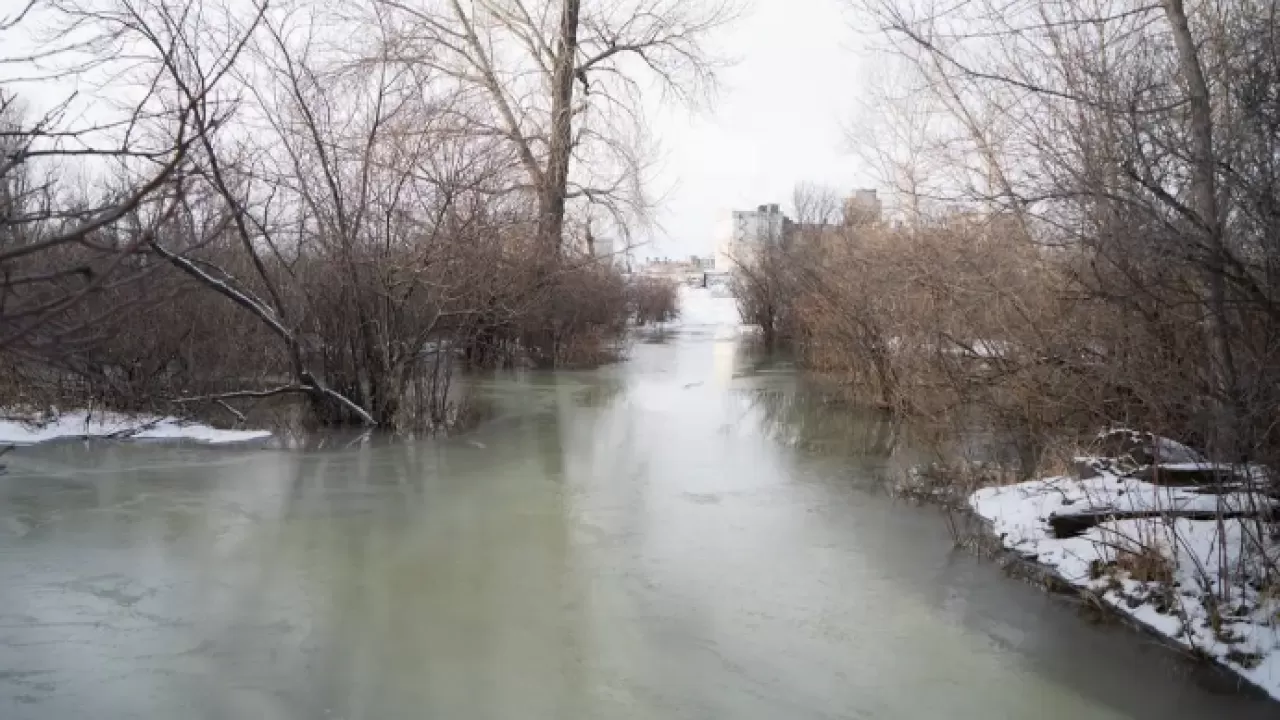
0 290 1272 718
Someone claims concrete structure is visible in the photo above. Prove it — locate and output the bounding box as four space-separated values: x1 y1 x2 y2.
720 204 792 268
701 270 732 289
734 204 789 246
788 221 845 251
592 235 617 265
638 256 717 286
714 191 883 269
567 230 622 267
844 189 882 226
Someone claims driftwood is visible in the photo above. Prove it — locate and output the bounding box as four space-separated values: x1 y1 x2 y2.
1049 508 1280 539
1060 439 1278 538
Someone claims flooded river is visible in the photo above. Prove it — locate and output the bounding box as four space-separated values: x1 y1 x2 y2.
0 290 1273 719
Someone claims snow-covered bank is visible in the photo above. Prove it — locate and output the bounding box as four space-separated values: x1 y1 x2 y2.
0 410 272 445
971 465 1280 701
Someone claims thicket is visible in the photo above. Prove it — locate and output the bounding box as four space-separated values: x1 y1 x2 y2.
629 276 681 326
0 0 732 429
733 0 1280 478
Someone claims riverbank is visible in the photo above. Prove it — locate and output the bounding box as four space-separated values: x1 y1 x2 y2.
968 448 1280 701
0 408 272 445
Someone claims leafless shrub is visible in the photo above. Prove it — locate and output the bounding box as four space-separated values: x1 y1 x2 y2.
518 257 632 367
730 242 803 350
837 0 1280 474
629 276 679 325
1 0 735 430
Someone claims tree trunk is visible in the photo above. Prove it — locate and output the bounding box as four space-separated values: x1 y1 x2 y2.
1162 0 1241 460
537 0 582 256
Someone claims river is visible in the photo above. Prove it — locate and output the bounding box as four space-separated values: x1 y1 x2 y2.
0 289 1273 719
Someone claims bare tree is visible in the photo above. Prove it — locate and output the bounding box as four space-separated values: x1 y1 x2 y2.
791 182 844 226
0 0 263 364
375 0 737 254
139 1 529 427
845 59 954 225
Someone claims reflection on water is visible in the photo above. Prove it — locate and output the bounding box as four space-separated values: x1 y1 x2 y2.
747 385 901 459
0 290 1274 719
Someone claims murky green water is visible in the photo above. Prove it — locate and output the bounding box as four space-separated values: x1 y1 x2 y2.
0 291 1273 719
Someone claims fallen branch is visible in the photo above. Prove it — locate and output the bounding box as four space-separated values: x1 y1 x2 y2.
1048 508 1280 539
151 240 377 426
302 371 378 427
172 385 308 403
215 399 246 424
104 416 164 440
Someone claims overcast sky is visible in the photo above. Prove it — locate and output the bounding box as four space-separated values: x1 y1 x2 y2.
641 0 874 259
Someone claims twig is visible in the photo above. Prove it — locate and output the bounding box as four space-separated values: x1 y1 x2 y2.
172 385 308 403
215 400 246 424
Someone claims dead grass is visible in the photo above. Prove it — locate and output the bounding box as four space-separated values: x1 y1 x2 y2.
1115 546 1177 584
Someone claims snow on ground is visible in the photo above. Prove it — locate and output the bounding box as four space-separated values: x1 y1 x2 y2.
1095 427 1208 465
977 467 1273 523
1150 436 1208 464
972 471 1280 700
0 409 272 445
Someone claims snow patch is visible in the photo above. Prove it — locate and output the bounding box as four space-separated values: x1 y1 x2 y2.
1095 427 1208 465
977 469 1273 522
972 472 1280 700
0 409 272 445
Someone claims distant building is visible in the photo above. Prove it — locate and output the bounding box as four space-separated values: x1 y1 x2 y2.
642 257 693 276
844 189 882 226
943 209 1025 241
592 235 618 265
721 204 792 267
714 193 882 268
788 221 845 250
637 255 717 286
734 204 789 245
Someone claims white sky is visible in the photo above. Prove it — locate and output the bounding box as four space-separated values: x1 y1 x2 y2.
641 0 874 259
